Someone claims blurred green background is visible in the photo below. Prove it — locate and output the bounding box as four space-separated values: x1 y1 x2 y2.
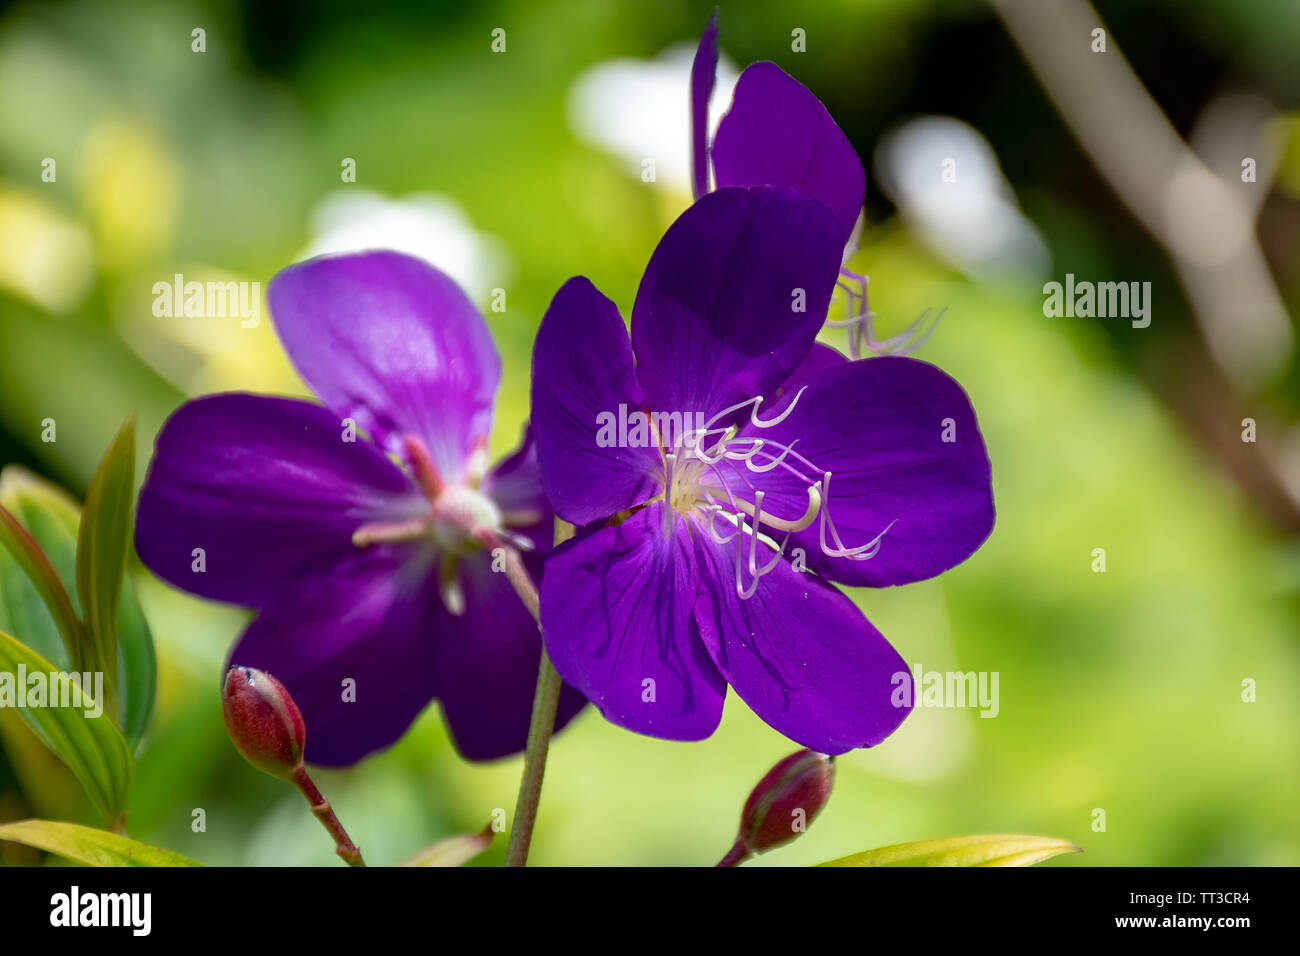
1 0 1299 866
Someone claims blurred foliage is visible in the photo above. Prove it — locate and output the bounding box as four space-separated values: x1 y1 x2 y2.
0 0 1297 866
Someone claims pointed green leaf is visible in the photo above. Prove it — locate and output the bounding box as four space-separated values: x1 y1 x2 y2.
0 503 82 667
114 581 156 750
0 466 156 749
817 834 1082 867
0 819 200 867
399 825 495 867
0 629 131 823
75 413 136 705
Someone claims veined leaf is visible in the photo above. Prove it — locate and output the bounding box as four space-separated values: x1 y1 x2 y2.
0 465 156 749
0 503 82 667
0 629 131 823
817 834 1082 867
75 413 136 708
399 825 494 867
0 819 200 867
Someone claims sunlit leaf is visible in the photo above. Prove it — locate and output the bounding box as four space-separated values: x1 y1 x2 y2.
0 819 200 867
75 413 136 706
0 629 131 823
0 465 156 749
399 825 494 867
0 502 81 667
817 834 1082 867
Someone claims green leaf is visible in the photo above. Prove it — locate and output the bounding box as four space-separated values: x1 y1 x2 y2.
114 582 156 750
399 825 495 866
0 466 156 749
817 834 1082 867
0 819 200 867
75 413 136 705
0 503 82 668
0 629 132 824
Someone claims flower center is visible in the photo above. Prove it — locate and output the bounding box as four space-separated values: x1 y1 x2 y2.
429 485 502 555
653 388 892 599
349 435 504 554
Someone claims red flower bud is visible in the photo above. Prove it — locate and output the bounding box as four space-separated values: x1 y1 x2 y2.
719 749 835 865
222 666 306 779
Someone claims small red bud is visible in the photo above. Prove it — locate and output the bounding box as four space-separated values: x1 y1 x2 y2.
721 749 835 865
222 666 307 779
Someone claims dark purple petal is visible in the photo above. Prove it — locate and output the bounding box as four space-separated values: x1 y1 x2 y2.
268 250 500 484
690 8 720 200
630 186 843 421
136 393 422 608
712 62 866 242
761 341 847 418
433 550 586 761
540 504 726 741
228 549 442 767
482 423 555 554
741 356 995 587
691 531 911 753
531 277 662 525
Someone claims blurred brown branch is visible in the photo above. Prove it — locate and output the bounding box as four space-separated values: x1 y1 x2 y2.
990 0 1300 530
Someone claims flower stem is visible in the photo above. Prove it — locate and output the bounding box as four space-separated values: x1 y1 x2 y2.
505 647 562 867
716 839 749 868
292 765 365 867
497 544 560 867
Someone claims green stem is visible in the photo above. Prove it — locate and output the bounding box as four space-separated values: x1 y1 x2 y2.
500 546 561 868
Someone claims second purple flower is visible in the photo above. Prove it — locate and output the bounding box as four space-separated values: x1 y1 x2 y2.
531 185 995 754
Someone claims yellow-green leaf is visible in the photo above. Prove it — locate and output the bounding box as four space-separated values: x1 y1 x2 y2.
0 629 131 823
75 413 136 703
817 834 1082 867
0 819 200 867
0 503 82 667
399 826 494 867
0 466 156 750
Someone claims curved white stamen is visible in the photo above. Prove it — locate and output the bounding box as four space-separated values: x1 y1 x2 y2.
722 438 799 473
728 483 820 534
679 385 810 461
817 471 896 560
831 267 944 359
748 386 807 429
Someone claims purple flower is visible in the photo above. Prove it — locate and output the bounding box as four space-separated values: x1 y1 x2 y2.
690 11 863 243
136 251 584 766
691 10 936 358
530 185 994 753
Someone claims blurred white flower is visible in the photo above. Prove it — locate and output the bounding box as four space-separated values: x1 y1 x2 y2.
567 42 740 194
875 116 1050 282
300 189 511 301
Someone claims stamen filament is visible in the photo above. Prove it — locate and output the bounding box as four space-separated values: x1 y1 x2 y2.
404 435 445 499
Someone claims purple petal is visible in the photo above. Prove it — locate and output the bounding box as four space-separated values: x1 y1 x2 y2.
741 356 995 587
630 186 843 421
540 504 726 741
136 393 422 608
433 551 586 761
690 8 720 200
531 277 662 525
691 531 911 753
228 550 442 767
761 341 848 418
268 250 500 484
482 423 555 556
712 62 866 242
